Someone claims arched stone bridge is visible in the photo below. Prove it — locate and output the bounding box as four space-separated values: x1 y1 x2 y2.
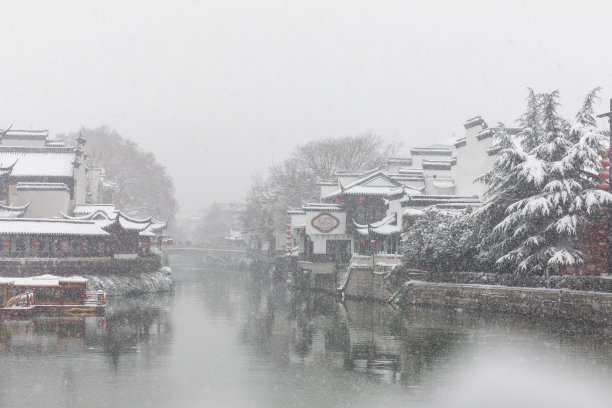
164 246 248 266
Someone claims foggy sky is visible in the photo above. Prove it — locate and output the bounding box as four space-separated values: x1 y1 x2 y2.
0 0 611 215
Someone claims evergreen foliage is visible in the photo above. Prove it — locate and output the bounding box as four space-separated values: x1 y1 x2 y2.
401 210 484 273
402 88 612 276
474 88 612 275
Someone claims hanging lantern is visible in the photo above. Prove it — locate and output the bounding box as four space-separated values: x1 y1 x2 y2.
599 183 610 191
32 241 40 250
599 242 608 248
358 197 364 203
380 196 385 202
371 240 376 245
602 160 610 168
60 241 67 250
81 241 87 250
599 172 610 181
98 241 105 249
2 241 9 250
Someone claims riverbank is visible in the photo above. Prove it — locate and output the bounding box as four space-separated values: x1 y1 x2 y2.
83 269 173 296
390 280 612 326
336 266 612 326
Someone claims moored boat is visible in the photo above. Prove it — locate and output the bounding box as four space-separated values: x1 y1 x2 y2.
0 275 106 317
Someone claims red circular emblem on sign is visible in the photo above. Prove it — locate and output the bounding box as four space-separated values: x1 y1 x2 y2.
311 212 340 233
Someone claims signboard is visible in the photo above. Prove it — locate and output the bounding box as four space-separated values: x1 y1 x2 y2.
310 212 340 233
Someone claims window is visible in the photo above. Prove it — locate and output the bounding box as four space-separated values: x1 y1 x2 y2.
64 288 83 301
326 240 350 255
36 288 60 301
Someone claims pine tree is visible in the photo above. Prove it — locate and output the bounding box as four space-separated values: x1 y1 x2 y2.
477 89 612 276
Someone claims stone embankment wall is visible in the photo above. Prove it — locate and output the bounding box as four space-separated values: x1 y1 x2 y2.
0 257 161 277
401 281 612 326
343 267 409 300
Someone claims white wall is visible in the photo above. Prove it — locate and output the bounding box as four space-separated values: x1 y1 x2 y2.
16 189 71 218
452 124 496 198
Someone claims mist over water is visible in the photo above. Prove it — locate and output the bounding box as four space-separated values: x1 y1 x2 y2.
0 256 611 407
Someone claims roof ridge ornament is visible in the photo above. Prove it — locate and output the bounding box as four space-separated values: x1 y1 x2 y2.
76 131 87 146
0 124 12 142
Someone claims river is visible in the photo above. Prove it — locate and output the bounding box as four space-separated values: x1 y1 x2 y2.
1 257 612 407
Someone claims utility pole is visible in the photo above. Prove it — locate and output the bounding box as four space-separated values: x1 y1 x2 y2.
597 99 612 276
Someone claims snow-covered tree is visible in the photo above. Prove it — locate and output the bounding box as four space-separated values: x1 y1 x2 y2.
476 88 612 276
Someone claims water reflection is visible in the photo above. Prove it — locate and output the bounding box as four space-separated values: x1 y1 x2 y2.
0 260 612 407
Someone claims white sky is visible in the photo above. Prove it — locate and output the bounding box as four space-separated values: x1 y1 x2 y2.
0 0 611 215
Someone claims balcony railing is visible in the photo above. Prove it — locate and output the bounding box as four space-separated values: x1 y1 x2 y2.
350 253 402 267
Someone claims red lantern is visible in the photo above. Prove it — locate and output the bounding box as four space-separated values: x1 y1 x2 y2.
60 241 67 250
81 241 87 250
599 183 610 191
360 240 365 244
602 160 610 168
599 242 608 248
32 241 40 250
599 172 610 181
371 240 376 245
358 197 364 203
98 242 105 249
2 241 9 250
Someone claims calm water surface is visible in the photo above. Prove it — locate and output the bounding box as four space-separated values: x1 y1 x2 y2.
2 256 612 407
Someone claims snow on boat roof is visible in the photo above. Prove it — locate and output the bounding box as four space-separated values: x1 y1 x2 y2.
0 218 109 236
0 147 75 178
0 275 88 287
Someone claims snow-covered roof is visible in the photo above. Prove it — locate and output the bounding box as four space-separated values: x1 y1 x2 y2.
422 160 452 171
99 212 152 232
334 168 378 177
322 171 403 200
0 202 29 218
0 218 109 236
403 208 425 216
1 129 48 140
16 182 70 192
398 168 423 175
454 138 467 148
73 204 117 218
287 208 306 215
45 140 67 147
0 147 75 178
316 180 337 186
463 116 487 129
386 157 413 165
388 174 425 182
354 213 401 236
410 147 453 156
302 203 344 212
139 229 156 237
432 179 456 189
401 195 481 208
101 178 118 189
